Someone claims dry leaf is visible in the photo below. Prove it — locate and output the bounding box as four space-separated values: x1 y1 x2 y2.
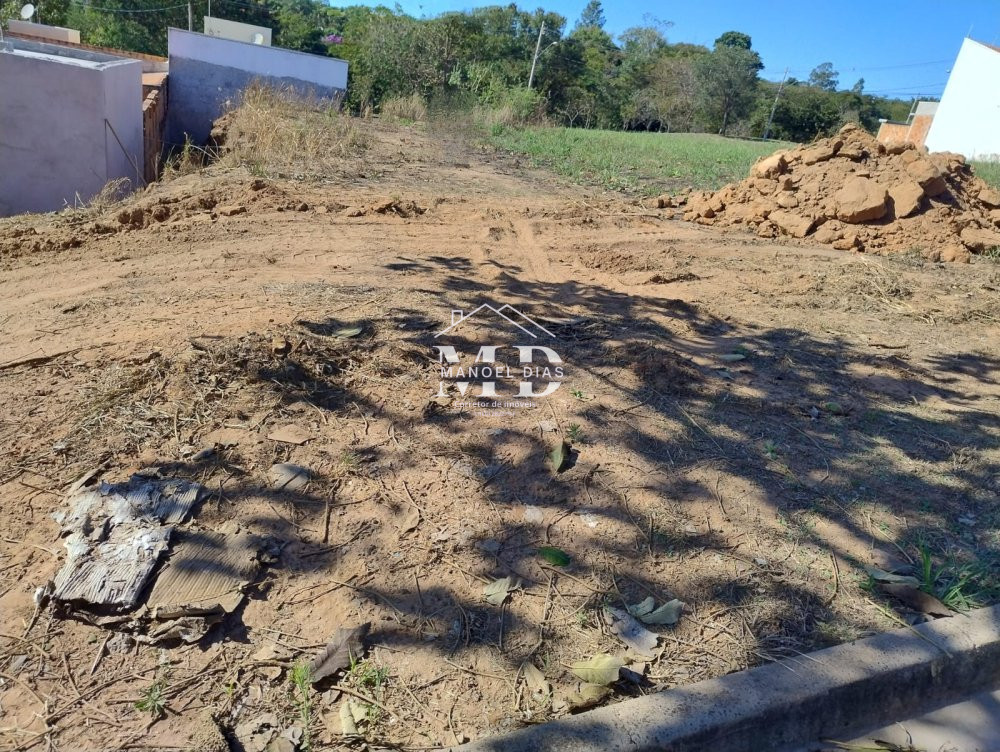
566 683 610 710
308 623 371 683
864 566 920 586
606 607 658 656
483 576 517 606
569 654 624 685
879 584 951 617
520 661 550 704
397 505 420 534
639 599 684 625
549 440 570 473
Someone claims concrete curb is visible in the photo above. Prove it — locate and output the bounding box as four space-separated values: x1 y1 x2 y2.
454 605 1000 752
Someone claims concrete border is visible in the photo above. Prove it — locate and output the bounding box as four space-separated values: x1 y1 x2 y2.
455 605 1000 752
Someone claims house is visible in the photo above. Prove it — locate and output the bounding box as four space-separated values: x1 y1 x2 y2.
924 38 1000 160
875 100 938 149
0 37 143 216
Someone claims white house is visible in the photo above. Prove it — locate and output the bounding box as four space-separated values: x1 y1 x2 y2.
925 38 1000 160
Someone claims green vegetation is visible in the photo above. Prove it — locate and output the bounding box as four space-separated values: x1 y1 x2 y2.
290 663 313 751
135 677 167 720
3 0 914 143
489 126 793 193
916 544 990 612
972 161 1000 190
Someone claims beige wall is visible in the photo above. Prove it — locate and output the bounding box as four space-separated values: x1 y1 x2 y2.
7 19 80 44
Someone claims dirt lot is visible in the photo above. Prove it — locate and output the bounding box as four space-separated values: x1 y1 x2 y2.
1 118 999 752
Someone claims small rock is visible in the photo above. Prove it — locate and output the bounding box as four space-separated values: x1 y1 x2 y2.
769 210 814 238
216 204 247 217
269 463 311 491
979 187 1000 207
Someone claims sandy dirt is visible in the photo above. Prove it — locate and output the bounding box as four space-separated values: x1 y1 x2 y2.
1 120 999 752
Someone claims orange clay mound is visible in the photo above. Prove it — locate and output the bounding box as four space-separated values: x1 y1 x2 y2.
681 123 1000 262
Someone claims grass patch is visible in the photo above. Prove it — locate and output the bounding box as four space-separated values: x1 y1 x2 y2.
487 125 795 194
971 160 1000 190
215 83 368 179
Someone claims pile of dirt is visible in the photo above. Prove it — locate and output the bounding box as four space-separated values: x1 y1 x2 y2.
680 123 1000 262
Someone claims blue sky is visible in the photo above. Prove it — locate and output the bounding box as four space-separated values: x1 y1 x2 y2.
330 0 1000 99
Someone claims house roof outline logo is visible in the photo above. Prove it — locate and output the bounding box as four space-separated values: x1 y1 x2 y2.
434 303 556 339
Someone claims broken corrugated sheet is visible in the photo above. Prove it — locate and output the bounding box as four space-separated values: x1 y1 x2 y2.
49 473 267 643
53 522 173 609
146 531 261 617
52 474 207 610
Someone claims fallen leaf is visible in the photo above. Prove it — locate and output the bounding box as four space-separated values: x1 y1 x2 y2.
570 654 624 685
549 439 570 473
639 599 684 626
335 327 363 339
864 566 920 587
605 607 658 656
483 576 517 606
566 682 611 709
879 584 951 617
339 701 358 735
308 623 371 683
397 505 420 534
537 546 570 567
719 353 746 362
520 661 550 704
266 424 313 445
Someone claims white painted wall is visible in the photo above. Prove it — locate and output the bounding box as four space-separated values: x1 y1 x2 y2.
925 38 1000 160
167 28 348 145
204 16 271 46
7 19 81 44
0 40 142 216
169 28 346 89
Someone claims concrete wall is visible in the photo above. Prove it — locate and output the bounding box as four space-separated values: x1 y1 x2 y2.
166 28 348 147
925 38 1000 160
876 121 909 145
0 40 142 216
7 19 80 44
204 16 271 46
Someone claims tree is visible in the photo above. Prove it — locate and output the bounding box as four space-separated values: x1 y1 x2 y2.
695 43 761 134
851 77 865 95
808 62 839 91
577 0 605 30
714 30 752 50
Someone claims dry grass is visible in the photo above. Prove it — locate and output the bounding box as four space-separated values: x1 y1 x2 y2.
380 93 427 122
214 83 369 180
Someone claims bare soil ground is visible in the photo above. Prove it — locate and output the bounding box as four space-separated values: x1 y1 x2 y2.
1 118 999 752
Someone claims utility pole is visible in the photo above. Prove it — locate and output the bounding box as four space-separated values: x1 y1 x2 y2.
188 0 193 31
527 20 545 90
762 67 788 141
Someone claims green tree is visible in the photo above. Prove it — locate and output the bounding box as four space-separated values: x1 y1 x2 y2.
808 62 839 91
695 36 762 134
576 0 605 30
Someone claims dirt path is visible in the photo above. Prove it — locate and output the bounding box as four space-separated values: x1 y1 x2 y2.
1 120 998 752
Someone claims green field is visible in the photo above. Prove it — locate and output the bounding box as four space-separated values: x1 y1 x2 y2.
488 126 795 194
972 160 1000 190
490 125 1000 194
